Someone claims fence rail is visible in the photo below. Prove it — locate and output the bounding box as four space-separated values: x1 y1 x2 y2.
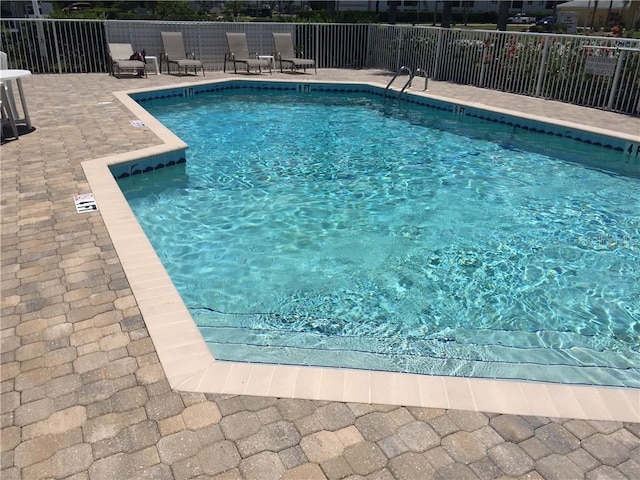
1 19 639 114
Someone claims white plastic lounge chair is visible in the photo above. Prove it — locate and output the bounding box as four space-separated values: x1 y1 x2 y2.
108 43 146 78
0 51 19 120
1 79 19 140
0 51 19 139
224 33 271 74
160 32 205 76
272 32 316 74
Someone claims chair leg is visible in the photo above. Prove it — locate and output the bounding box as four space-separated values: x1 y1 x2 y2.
1 87 19 139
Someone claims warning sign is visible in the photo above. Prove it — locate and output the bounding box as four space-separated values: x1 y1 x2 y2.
74 193 98 213
585 56 617 77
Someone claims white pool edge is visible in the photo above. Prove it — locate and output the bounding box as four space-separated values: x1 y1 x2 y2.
82 78 640 423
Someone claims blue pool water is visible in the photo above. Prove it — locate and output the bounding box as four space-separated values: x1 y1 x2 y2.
119 87 640 387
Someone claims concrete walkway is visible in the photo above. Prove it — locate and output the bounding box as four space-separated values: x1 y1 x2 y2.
1 70 639 480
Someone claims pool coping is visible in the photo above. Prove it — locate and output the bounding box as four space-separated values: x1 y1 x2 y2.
81 77 640 423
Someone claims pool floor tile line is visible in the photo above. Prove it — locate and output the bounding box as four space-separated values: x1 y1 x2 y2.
2 70 639 480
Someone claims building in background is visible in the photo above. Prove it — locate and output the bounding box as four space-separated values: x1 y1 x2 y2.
557 0 640 29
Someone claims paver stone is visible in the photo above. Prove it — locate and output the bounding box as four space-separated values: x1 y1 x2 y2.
434 462 479 480
321 455 354 480
283 462 327 480
488 442 534 476
535 454 584 480
219 411 261 441
397 421 440 452
315 402 356 431
300 430 344 464
354 412 398 442
239 451 285 480
388 451 435 480
156 430 201 464
490 415 534 442
198 440 241 476
582 433 630 466
182 401 222 430
343 441 387 476
585 465 628 479
447 410 488 432
442 431 486 465
377 434 410 458
535 423 580 454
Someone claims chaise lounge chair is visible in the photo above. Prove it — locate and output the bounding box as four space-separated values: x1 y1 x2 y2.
272 32 316 74
108 43 147 78
224 33 271 74
160 32 205 76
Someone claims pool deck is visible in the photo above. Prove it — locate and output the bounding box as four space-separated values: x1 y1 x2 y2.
2 69 639 480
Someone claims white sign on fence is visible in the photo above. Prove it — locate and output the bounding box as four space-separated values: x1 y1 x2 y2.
584 56 617 76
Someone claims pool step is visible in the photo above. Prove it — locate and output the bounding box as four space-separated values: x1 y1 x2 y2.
204 338 638 388
190 308 634 355
196 324 639 388
198 324 637 370
191 310 637 369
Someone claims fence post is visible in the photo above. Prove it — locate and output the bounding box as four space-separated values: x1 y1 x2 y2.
315 24 319 69
395 26 403 72
607 49 626 111
432 28 443 80
534 37 550 97
478 31 489 88
52 21 62 74
534 35 550 98
365 24 372 68
35 19 50 72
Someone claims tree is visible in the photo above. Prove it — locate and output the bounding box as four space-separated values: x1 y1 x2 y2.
222 0 247 19
441 1 452 28
497 0 510 30
155 0 194 19
462 0 473 26
388 0 399 25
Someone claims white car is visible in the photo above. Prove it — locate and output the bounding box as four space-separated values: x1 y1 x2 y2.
508 13 536 24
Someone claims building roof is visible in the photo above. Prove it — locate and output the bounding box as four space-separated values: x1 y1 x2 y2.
557 0 632 10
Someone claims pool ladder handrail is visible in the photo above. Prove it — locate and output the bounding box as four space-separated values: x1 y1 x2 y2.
385 67 429 97
384 66 412 97
410 68 429 92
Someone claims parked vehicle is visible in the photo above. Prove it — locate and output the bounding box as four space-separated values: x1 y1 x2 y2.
536 16 556 26
62 2 92 13
508 13 536 24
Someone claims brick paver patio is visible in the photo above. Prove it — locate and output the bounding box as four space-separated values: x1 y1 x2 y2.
1 69 639 480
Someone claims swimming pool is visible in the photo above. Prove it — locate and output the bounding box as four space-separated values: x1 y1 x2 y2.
118 81 640 389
